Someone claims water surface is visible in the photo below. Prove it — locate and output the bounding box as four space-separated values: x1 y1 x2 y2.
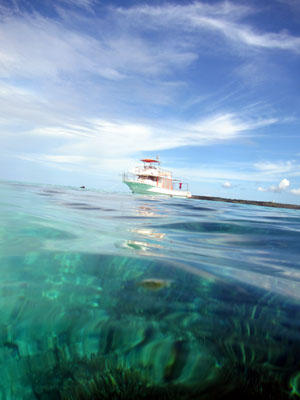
0 180 300 399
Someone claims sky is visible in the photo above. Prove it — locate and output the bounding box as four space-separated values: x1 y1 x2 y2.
0 0 300 203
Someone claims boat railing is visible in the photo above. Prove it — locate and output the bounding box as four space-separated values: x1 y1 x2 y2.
122 172 138 182
134 166 172 178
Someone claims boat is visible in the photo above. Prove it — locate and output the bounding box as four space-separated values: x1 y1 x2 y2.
122 158 192 198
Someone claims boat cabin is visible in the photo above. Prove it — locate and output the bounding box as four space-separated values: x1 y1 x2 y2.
136 159 173 189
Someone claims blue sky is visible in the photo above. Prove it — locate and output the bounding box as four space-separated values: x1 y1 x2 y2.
1 0 300 203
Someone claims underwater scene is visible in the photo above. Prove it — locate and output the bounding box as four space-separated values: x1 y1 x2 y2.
0 180 300 399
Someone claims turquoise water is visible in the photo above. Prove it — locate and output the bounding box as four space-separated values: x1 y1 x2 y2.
1 180 300 399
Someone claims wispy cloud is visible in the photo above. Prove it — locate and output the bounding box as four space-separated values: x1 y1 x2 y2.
206 19 300 52
291 188 300 195
117 2 300 54
276 0 300 14
171 164 270 184
0 13 123 80
2 1 297 89
5 111 277 183
0 1 299 197
11 112 276 158
58 0 97 11
254 161 296 175
0 6 197 82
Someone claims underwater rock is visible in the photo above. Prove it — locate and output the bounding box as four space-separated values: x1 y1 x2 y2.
138 278 172 291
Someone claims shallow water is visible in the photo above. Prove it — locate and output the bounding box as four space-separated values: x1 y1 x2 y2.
0 180 300 399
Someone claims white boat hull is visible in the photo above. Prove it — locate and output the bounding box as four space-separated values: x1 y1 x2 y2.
124 180 191 198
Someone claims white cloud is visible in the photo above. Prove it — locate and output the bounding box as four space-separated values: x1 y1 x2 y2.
278 178 290 190
291 188 300 195
222 181 232 188
257 178 290 193
257 186 268 192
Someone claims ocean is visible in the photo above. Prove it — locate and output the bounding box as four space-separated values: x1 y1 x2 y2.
0 180 300 399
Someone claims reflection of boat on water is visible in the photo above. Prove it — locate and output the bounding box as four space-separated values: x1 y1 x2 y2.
122 158 192 198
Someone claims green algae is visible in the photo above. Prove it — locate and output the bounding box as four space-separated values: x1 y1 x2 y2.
25 352 296 400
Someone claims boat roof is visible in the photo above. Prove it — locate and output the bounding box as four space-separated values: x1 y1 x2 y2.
141 159 159 163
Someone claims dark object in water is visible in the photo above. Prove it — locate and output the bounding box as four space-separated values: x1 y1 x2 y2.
80 186 86 189
3 341 21 359
138 278 172 291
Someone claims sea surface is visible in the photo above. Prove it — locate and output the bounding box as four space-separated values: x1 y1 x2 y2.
0 180 300 399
